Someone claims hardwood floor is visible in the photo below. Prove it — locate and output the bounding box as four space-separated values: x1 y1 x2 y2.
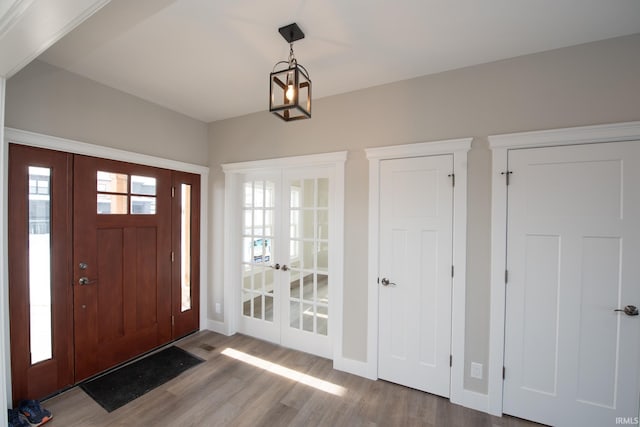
43 331 542 426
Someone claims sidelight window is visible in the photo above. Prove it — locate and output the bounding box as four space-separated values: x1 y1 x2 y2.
28 166 53 364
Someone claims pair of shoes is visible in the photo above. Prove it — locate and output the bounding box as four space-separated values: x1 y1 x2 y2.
7 409 29 427
17 400 52 426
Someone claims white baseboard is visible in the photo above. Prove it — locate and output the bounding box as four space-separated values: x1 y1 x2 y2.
450 388 493 415
206 319 230 335
333 356 377 380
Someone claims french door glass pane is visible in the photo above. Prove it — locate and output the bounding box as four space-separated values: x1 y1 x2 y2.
241 180 276 323
288 177 329 335
28 166 53 364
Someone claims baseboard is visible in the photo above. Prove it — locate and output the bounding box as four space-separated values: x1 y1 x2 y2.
333 356 377 380
450 388 492 415
205 319 230 335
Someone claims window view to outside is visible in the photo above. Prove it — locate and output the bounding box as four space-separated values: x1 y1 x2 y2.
97 172 156 214
28 166 53 364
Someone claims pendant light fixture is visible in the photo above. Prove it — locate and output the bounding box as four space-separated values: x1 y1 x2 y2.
269 23 312 121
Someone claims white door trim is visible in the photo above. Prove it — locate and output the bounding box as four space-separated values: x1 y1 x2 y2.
222 151 347 363
0 78 10 410
487 120 640 416
365 138 472 408
2 127 210 404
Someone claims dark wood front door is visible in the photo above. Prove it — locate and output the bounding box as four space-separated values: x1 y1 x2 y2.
9 146 201 401
8 144 74 404
72 155 173 381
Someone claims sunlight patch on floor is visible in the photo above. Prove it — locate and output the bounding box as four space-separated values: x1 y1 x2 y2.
221 347 346 396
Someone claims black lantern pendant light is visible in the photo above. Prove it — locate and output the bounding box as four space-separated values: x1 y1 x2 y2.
269 23 311 121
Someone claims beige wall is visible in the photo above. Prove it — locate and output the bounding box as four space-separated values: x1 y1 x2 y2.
5 60 209 165
208 34 640 393
4 34 640 396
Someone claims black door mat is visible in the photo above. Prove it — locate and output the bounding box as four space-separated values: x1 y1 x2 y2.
80 346 203 412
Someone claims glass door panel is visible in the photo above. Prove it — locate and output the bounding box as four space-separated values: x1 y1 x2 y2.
286 177 330 339
240 177 280 336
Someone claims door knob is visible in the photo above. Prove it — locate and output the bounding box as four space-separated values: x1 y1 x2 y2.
614 305 639 316
79 277 97 286
281 265 289 272
271 263 281 270
381 278 396 287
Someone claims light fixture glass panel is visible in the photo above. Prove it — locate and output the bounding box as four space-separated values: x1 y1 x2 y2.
28 166 52 364
131 175 156 195
180 184 192 312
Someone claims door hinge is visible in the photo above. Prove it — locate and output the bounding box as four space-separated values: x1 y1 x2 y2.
449 355 453 367
448 173 455 187
172 315 175 326
451 265 454 278
171 251 175 262
502 366 506 379
171 186 175 198
505 269 508 284
500 171 513 186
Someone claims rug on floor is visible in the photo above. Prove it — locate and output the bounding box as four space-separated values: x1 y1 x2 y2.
80 346 203 412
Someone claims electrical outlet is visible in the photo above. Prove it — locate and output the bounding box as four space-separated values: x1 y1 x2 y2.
470 362 483 380
215 303 221 314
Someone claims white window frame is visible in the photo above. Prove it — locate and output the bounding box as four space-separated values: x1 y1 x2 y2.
487 121 640 416
222 151 347 362
365 138 473 408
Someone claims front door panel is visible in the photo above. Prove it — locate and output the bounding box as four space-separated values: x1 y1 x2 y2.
73 155 172 380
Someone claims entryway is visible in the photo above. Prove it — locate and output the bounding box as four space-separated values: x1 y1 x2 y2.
8 143 201 403
222 152 346 360
489 124 640 427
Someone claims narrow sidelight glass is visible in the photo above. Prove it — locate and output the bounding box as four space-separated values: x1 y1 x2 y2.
181 184 192 312
28 166 53 364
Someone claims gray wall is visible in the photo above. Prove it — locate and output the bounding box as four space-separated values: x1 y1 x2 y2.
6 60 209 165
208 34 640 393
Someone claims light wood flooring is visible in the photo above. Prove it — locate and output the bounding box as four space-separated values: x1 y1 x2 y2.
43 331 542 426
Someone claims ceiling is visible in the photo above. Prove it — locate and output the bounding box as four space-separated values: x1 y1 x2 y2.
36 0 640 123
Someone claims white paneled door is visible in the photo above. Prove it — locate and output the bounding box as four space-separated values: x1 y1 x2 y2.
378 155 453 397
503 142 640 427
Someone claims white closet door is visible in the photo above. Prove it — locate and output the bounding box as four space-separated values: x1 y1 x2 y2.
504 141 640 427
378 154 453 397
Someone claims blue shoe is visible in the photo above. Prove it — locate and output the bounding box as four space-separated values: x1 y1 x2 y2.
17 400 52 426
7 409 30 427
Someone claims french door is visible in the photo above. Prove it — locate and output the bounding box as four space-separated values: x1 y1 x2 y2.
238 167 332 358
9 144 200 402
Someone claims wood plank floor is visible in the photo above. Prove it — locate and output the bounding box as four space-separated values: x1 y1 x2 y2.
43 331 542 426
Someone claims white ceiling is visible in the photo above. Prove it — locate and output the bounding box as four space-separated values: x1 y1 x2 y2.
36 0 640 123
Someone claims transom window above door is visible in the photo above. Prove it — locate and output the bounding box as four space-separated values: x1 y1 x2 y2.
97 171 157 215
